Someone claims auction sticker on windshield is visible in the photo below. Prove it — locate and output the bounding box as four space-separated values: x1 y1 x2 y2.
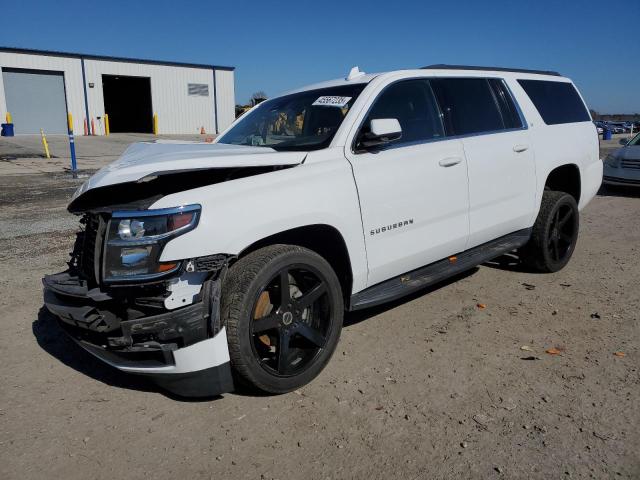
312 96 352 107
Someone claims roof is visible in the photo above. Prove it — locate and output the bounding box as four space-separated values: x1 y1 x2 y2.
285 63 565 97
0 46 235 71
288 61 566 94
422 64 561 77
285 72 379 95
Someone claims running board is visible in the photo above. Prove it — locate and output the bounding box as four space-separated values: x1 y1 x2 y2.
349 228 532 311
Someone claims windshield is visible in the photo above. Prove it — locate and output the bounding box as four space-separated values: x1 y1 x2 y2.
218 85 366 151
627 132 640 146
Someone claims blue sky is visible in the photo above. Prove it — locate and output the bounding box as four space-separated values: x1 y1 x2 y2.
2 0 639 113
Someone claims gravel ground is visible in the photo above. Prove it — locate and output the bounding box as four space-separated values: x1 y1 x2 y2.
0 153 638 479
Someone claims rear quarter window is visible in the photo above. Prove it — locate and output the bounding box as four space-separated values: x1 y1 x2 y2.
517 80 590 125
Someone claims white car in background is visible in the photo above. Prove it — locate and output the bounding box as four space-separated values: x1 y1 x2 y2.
604 133 640 186
43 65 602 397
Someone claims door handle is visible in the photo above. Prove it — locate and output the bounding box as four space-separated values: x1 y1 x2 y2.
513 144 529 153
438 157 462 167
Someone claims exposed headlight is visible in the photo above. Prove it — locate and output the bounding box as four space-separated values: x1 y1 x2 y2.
118 219 147 240
103 204 200 282
604 154 620 168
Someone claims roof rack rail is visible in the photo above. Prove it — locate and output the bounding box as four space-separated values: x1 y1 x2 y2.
422 64 561 77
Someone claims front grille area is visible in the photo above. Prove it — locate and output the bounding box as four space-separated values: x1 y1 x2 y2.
621 158 640 170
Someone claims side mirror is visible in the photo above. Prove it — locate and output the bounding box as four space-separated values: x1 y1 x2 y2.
620 138 629 146
359 118 402 149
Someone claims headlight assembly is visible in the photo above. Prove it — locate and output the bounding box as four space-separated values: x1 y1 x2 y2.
103 204 200 282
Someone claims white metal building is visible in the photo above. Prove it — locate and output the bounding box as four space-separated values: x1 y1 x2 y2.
0 47 235 135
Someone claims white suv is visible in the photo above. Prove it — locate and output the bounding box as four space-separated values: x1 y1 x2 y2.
44 65 603 397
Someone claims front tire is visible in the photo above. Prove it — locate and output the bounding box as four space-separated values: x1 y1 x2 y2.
222 245 344 394
520 190 579 273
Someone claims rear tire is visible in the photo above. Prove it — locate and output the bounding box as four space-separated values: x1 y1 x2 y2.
520 190 579 273
222 245 343 394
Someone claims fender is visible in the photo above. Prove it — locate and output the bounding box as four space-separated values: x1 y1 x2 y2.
151 148 369 294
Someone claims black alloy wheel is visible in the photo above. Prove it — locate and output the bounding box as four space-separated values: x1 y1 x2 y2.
250 264 332 377
223 245 343 393
520 190 579 273
546 203 577 263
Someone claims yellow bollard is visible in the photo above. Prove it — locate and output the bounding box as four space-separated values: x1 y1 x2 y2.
67 113 78 172
104 114 110 136
153 114 158 135
40 129 51 159
5 112 12 124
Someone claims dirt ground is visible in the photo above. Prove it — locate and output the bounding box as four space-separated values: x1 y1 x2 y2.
0 146 638 479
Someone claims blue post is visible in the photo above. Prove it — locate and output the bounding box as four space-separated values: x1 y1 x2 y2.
67 113 78 177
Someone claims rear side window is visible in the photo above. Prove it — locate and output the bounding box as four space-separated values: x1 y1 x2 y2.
517 80 590 125
359 79 444 148
430 78 505 135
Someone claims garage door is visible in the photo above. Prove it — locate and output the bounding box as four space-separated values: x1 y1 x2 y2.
2 68 68 134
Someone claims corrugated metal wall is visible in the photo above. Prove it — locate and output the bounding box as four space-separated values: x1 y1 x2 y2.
0 51 85 133
84 60 216 135
214 69 236 133
0 50 235 135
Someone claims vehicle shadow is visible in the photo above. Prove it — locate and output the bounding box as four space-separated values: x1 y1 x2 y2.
32 307 223 402
480 251 541 273
597 184 640 198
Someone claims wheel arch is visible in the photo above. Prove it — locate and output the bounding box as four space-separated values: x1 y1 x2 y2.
235 224 354 303
544 163 581 204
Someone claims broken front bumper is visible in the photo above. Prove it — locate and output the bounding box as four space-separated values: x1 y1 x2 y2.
42 271 234 397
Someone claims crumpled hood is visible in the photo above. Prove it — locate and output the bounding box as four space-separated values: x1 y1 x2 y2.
73 142 306 199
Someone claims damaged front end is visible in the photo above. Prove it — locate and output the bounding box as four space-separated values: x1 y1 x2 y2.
43 207 236 397
43 141 306 396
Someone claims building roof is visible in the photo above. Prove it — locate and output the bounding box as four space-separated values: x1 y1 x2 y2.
0 46 235 71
